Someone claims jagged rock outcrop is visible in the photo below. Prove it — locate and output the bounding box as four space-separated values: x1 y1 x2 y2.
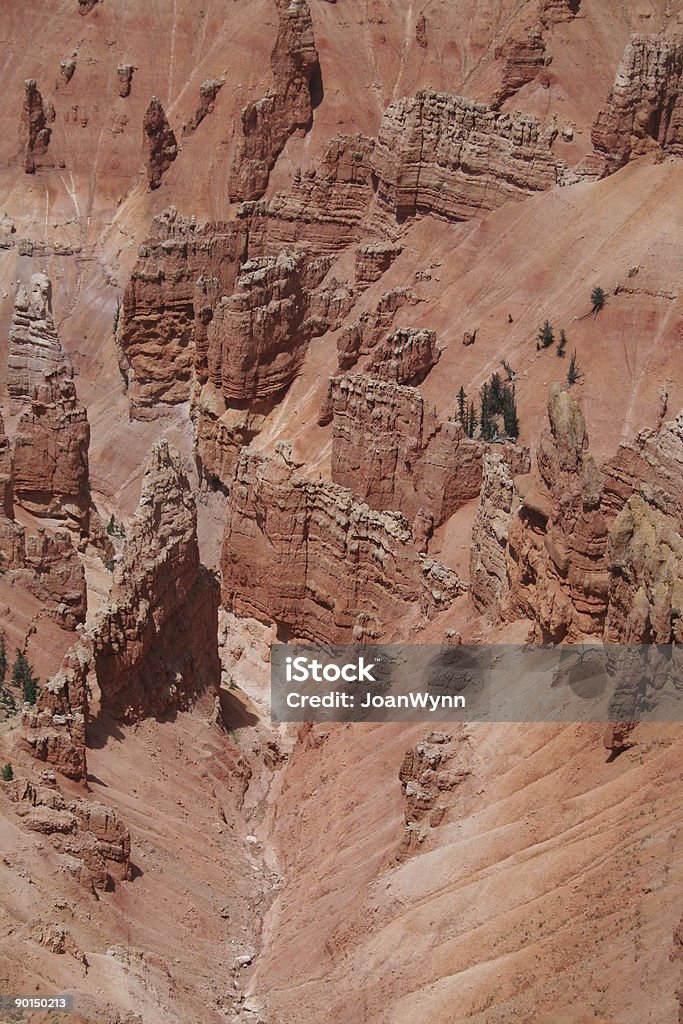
365 327 440 385
13 370 90 527
22 643 89 780
78 0 100 12
116 64 135 98
507 386 610 639
143 96 178 190
60 57 77 84
239 134 376 256
20 79 52 173
591 34 683 176
182 78 223 136
0 414 13 518
20 530 87 628
337 287 421 371
229 0 321 201
328 374 485 526
93 441 220 721
206 249 349 407
7 275 90 528
603 413 683 524
7 273 69 404
355 242 403 288
118 209 247 412
6 773 130 891
396 730 471 859
673 914 683 1023
494 28 547 106
370 91 562 224
539 0 580 24
470 448 530 616
221 448 465 643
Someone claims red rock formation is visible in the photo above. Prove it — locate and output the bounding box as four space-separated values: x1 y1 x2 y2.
415 13 427 49
328 374 484 526
507 386 610 639
182 78 223 136
116 64 135 98
337 287 421 371
0 414 14 518
365 327 440 385
143 96 178 190
592 34 683 175
20 529 87 629
7 273 68 404
355 242 403 289
22 645 89 780
20 79 52 173
539 0 581 24
13 370 90 528
118 209 247 412
94 440 220 721
229 0 321 201
470 448 530 616
603 413 683 524
206 250 347 408
396 730 471 858
370 91 563 224
239 134 376 257
7 773 130 891
673 914 683 1023
78 0 100 12
59 57 77 84
221 448 465 643
494 28 547 106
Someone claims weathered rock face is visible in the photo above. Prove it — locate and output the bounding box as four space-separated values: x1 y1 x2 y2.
206 249 347 408
143 96 178 190
239 135 376 257
21 529 87 629
118 208 247 411
673 914 683 1024
13 370 90 527
0 414 14 518
182 78 223 136
22 645 90 781
355 242 403 289
116 63 135 98
337 287 421 372
470 449 529 616
603 413 683 524
7 274 69 404
229 0 321 201
592 34 683 175
20 79 52 174
94 440 220 721
540 0 581 24
365 327 440 385
7 773 130 891
494 28 547 106
221 449 465 643
507 386 610 640
606 494 683 644
370 91 562 224
328 374 484 526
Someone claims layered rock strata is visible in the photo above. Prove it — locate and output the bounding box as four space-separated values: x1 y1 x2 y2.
328 374 487 526
206 249 349 408
7 274 69 404
592 34 683 175
365 327 440 385
118 209 247 411
221 449 466 643
229 0 321 201
239 135 376 257
337 287 421 371
116 64 135 98
355 242 403 288
6 773 130 891
182 78 223 136
143 96 178 190
370 91 563 223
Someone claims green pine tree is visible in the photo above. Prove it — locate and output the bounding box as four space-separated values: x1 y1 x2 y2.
567 350 581 386
11 651 39 705
1 763 14 782
0 630 6 687
502 387 519 439
591 286 606 314
457 386 466 426
557 329 568 358
537 320 555 350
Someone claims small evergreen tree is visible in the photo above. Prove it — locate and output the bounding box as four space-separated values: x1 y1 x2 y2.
479 383 496 440
567 350 581 385
502 387 519 439
591 286 606 314
557 329 568 358
1 763 13 782
0 630 6 687
489 372 503 415
106 514 116 536
11 651 39 705
537 320 554 350
466 400 477 439
0 686 17 717
457 386 466 426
